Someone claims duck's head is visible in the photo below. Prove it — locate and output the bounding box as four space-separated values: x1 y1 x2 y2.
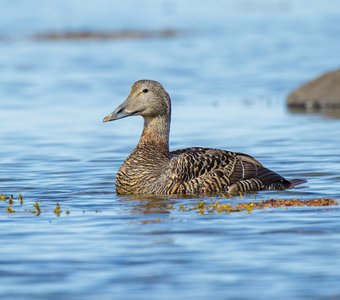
103 80 171 123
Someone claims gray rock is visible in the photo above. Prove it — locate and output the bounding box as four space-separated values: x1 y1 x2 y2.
287 69 340 109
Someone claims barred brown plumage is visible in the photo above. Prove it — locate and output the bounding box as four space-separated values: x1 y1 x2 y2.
103 80 306 195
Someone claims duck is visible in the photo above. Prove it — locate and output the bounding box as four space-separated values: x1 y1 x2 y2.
103 80 305 195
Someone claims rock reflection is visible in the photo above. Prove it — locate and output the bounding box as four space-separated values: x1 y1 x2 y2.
288 107 340 119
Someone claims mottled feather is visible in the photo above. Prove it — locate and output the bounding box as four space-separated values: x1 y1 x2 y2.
166 147 291 195
103 80 306 195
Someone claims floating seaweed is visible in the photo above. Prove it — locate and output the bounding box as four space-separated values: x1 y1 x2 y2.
6 206 15 213
0 192 338 217
189 198 339 215
8 195 14 205
54 203 61 217
32 201 41 216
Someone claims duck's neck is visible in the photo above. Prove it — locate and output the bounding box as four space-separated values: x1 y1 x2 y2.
137 115 170 156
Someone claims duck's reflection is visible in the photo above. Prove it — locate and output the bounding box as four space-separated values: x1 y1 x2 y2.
119 194 197 215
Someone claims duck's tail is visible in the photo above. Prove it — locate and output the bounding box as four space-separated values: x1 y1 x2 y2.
288 179 307 188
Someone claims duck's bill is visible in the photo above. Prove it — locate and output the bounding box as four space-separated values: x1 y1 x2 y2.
103 102 131 122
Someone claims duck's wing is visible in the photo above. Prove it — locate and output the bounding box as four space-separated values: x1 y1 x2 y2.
168 147 290 194
169 147 264 182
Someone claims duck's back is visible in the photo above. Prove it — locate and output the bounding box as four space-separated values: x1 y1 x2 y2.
166 147 294 195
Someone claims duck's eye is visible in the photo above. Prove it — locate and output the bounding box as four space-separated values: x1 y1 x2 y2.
142 88 149 93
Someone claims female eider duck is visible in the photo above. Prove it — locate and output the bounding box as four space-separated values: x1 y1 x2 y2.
103 80 305 195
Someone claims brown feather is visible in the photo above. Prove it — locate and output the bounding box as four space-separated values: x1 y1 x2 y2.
104 80 305 195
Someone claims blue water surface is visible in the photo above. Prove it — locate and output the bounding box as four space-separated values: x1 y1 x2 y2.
1 1 340 299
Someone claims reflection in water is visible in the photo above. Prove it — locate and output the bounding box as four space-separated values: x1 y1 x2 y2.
122 195 339 216
288 107 340 119
122 195 175 215
121 193 239 215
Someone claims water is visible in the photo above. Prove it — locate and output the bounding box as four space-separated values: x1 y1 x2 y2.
1 0 340 299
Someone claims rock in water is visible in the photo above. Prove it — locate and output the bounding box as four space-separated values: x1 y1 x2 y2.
287 69 340 110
